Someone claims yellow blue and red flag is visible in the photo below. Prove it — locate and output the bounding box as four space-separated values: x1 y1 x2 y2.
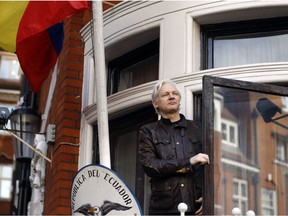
0 1 90 92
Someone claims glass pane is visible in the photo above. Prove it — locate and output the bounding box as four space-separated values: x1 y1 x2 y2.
233 182 238 195
118 55 159 92
241 201 247 213
2 166 12 178
214 33 288 68
115 131 137 192
277 142 285 161
230 126 235 143
0 55 21 80
233 200 238 208
222 123 227 140
241 184 246 196
214 86 288 215
0 180 11 199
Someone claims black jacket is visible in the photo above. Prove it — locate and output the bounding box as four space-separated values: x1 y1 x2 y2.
138 114 203 215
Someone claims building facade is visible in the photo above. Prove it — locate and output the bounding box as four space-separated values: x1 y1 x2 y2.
5 1 288 215
77 1 288 214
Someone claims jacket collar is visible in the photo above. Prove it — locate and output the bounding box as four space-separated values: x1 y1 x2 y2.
160 114 187 128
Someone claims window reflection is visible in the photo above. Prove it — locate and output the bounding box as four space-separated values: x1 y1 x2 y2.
233 179 248 214
261 188 277 215
214 86 288 215
221 119 238 147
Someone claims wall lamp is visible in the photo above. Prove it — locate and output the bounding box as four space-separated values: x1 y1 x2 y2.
256 98 288 130
0 104 52 215
0 106 51 163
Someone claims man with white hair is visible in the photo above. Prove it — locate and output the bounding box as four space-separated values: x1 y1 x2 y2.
138 79 209 215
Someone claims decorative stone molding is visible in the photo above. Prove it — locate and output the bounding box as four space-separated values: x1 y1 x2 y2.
28 134 47 216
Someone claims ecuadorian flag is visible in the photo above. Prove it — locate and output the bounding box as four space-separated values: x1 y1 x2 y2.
0 1 90 92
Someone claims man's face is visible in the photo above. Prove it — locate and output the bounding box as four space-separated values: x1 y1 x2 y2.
153 83 181 115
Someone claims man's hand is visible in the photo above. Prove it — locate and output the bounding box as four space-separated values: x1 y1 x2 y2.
190 153 210 165
195 197 203 216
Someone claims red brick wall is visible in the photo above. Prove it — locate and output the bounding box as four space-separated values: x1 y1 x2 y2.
41 12 88 215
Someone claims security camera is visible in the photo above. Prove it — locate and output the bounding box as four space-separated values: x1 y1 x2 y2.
0 107 10 127
256 98 281 123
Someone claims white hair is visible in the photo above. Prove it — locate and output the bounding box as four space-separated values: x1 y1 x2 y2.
151 79 181 114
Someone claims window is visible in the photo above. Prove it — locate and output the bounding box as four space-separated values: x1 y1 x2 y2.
201 16 288 69
233 179 248 214
276 136 287 162
277 140 285 161
281 96 288 113
221 119 238 147
0 52 21 80
261 188 277 215
0 165 13 200
107 39 159 95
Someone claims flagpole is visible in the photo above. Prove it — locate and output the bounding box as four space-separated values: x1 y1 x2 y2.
91 0 111 168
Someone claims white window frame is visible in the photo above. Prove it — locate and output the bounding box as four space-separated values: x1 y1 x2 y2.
221 119 239 147
261 188 277 215
233 178 248 214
